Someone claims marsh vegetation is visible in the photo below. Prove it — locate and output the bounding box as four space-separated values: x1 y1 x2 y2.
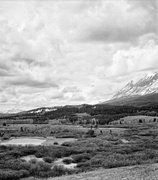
1 124 158 179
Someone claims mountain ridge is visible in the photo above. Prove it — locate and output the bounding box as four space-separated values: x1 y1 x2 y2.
112 72 158 99
1 73 158 114
103 72 158 106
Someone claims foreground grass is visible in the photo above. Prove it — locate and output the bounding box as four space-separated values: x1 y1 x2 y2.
1 124 158 179
28 163 158 180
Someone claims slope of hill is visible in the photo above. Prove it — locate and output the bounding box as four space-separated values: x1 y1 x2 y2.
26 163 158 180
103 72 158 106
105 93 158 106
113 72 158 99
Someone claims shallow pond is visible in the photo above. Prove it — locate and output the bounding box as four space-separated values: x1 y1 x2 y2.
21 155 44 162
0 137 46 146
0 137 77 146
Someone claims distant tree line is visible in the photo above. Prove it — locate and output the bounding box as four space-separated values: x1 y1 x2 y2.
1 104 158 125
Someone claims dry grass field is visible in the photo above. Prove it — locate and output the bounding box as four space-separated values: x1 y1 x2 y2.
46 163 158 180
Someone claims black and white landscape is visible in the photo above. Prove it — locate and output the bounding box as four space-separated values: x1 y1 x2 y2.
0 0 157 112
0 1 158 180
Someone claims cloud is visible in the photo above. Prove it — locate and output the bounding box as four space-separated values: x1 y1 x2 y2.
0 0 157 110
51 93 64 100
62 86 81 93
9 77 58 89
107 40 158 77
0 69 9 77
70 95 85 102
0 93 8 103
77 0 157 44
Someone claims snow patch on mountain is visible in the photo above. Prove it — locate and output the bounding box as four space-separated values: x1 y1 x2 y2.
112 72 158 99
28 108 57 114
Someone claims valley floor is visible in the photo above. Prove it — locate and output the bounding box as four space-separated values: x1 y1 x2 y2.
2 123 158 180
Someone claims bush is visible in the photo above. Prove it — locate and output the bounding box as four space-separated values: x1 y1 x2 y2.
29 159 37 164
35 152 43 158
0 169 30 180
20 148 37 156
54 142 59 145
52 165 72 176
72 153 91 163
20 162 31 170
43 156 54 163
3 159 29 170
29 161 51 176
77 161 91 168
62 158 73 164
61 142 71 147
101 154 139 168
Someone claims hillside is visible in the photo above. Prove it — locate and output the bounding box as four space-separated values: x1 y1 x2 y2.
104 93 158 107
1 103 158 125
103 72 158 107
23 163 158 180
113 72 158 99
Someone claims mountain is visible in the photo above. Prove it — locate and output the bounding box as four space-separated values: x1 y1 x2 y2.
103 72 158 106
19 105 91 116
113 72 158 99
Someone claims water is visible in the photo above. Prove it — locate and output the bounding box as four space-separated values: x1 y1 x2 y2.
21 155 44 162
0 137 77 146
1 137 46 146
121 139 129 143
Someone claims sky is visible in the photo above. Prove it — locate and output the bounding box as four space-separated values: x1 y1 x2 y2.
0 0 157 111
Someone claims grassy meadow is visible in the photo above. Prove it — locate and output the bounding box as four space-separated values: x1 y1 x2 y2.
1 122 158 179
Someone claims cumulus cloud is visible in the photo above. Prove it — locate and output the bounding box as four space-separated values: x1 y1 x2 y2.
62 86 81 93
77 0 157 44
9 77 58 89
0 0 157 110
107 40 158 77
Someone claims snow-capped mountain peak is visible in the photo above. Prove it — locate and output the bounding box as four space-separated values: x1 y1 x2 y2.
112 72 158 99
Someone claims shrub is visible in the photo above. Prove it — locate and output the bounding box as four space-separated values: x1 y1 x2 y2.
86 129 95 137
63 129 70 132
43 156 54 163
20 162 31 170
0 169 30 180
36 161 51 171
29 159 37 164
52 165 72 176
54 142 58 145
29 161 51 176
35 152 43 158
20 148 37 156
4 159 28 170
101 154 139 168
62 158 73 164
72 153 91 163
61 142 71 147
77 161 91 168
